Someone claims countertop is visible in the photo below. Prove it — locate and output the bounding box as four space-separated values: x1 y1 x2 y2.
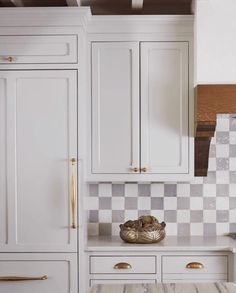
88 283 236 293
86 236 236 252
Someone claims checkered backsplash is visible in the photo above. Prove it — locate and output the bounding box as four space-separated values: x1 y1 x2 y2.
86 114 236 237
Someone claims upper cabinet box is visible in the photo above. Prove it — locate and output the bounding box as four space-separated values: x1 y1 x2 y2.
0 35 77 64
89 41 193 182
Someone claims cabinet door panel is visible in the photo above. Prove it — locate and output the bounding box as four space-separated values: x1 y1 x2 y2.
0 35 77 64
0 77 7 245
1 70 77 252
92 42 139 174
0 253 77 293
141 42 189 174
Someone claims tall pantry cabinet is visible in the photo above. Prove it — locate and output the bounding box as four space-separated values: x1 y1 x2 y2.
0 8 89 293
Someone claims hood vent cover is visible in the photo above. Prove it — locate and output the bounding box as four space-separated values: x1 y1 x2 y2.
195 85 236 176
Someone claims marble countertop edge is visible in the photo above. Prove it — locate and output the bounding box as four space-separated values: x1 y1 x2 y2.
85 236 236 253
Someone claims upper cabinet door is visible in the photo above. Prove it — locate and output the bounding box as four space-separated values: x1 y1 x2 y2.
0 76 7 246
92 42 140 174
1 70 77 252
141 42 189 174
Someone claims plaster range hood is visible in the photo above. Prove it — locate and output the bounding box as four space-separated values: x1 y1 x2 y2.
195 85 236 176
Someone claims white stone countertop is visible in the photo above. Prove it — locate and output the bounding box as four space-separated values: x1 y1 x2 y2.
87 283 236 293
86 236 236 252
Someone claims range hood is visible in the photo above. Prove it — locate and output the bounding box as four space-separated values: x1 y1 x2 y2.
195 85 236 176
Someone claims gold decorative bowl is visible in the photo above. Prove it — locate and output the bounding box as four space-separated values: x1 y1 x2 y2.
119 216 166 244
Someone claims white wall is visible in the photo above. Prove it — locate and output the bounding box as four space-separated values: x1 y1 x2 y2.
196 0 236 84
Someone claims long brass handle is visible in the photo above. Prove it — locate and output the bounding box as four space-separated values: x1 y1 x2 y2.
71 158 77 229
113 262 132 270
186 262 204 269
0 275 48 281
4 56 14 62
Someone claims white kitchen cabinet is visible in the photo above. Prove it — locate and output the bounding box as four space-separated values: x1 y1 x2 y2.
0 70 78 252
141 42 189 174
90 255 156 274
92 42 140 174
90 41 192 181
85 236 235 288
0 35 77 64
90 279 156 286
0 253 77 293
87 253 229 287
0 76 7 246
162 255 228 283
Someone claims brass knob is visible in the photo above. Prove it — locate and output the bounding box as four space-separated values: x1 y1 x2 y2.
71 158 77 165
131 167 139 173
4 56 14 62
141 167 147 172
113 262 132 270
186 262 204 269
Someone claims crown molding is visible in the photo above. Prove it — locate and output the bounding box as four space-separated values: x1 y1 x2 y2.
88 15 194 34
0 7 91 28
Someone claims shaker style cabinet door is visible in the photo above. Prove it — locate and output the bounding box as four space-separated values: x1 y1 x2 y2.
140 42 189 174
0 76 7 246
91 42 140 174
0 253 78 293
0 70 77 252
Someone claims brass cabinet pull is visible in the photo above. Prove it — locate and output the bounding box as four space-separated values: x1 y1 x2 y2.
186 262 204 269
140 167 147 172
130 167 139 173
0 275 48 281
113 262 132 270
4 56 14 62
71 158 77 229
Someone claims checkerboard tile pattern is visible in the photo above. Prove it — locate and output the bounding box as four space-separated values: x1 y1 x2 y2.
86 115 236 237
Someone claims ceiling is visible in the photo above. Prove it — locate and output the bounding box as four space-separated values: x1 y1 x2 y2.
0 0 193 14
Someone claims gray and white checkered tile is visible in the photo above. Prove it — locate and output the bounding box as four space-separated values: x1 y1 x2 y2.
86 115 236 237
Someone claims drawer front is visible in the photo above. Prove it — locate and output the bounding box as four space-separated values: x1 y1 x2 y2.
0 35 77 64
163 273 227 282
0 253 77 293
90 256 156 274
163 279 228 283
162 256 228 275
90 279 156 286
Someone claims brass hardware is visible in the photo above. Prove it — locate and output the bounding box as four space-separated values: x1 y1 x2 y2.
71 158 77 229
0 275 48 281
186 262 204 269
131 167 139 173
4 56 14 62
113 262 132 270
140 167 147 172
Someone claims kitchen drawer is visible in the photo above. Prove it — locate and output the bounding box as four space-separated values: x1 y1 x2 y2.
162 256 228 275
163 278 228 283
90 256 156 274
0 253 77 293
90 279 156 286
0 35 77 64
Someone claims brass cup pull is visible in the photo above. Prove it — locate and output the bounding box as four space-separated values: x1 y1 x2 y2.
113 262 132 270
131 167 139 173
186 262 204 269
141 167 147 172
0 275 48 281
4 56 14 62
71 158 77 229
